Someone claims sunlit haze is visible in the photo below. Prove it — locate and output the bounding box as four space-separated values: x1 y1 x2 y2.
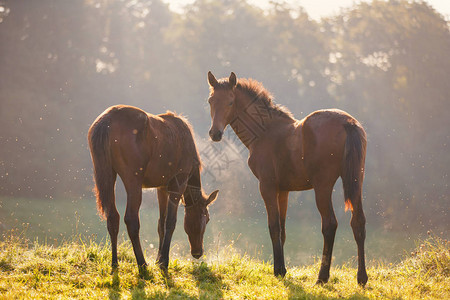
0 1 449 295
165 0 450 19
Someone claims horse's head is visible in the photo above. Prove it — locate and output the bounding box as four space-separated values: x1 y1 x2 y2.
207 71 237 142
184 189 219 258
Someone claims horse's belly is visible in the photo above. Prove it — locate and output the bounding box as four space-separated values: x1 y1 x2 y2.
142 160 192 189
142 176 165 188
279 169 312 191
277 126 312 191
278 157 312 191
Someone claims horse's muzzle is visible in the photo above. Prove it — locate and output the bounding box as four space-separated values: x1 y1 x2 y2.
209 129 223 142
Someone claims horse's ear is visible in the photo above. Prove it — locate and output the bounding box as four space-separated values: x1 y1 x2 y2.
206 190 219 206
208 71 219 88
229 72 237 88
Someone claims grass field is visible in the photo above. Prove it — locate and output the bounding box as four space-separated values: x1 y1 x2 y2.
0 231 448 299
0 196 421 267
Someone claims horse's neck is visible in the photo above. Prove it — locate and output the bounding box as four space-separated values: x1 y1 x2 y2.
230 93 288 149
183 167 202 205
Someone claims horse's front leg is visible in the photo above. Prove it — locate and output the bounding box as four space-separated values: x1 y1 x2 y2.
156 174 187 270
260 182 286 277
278 191 289 247
156 187 168 255
156 192 180 270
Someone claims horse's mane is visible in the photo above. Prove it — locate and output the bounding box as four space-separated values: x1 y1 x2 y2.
235 78 294 119
159 111 202 171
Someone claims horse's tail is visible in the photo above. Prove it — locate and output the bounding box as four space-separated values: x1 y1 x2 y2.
342 121 367 212
88 113 115 219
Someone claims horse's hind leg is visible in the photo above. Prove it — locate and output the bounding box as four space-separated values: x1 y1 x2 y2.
107 194 120 269
122 177 147 270
314 183 338 284
350 197 368 285
156 174 187 270
96 169 120 272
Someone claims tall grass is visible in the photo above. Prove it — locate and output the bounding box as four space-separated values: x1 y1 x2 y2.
0 230 449 299
400 233 450 278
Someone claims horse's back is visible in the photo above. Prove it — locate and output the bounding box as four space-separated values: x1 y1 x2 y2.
90 105 199 188
302 109 364 148
103 105 149 133
96 105 195 153
301 109 364 184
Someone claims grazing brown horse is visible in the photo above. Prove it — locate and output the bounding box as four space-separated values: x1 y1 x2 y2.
88 105 218 273
206 72 368 285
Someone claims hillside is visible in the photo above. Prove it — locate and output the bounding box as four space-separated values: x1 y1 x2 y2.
0 233 448 299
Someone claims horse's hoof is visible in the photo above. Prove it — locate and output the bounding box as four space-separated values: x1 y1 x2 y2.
274 266 287 278
315 278 328 285
316 267 331 285
156 259 169 271
138 265 151 279
110 264 119 275
357 270 368 286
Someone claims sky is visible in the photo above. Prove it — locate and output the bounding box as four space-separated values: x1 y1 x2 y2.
164 0 450 20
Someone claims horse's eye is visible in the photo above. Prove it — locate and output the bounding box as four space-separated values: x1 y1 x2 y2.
228 101 233 106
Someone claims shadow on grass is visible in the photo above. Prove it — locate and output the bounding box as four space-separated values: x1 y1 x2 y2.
107 267 156 300
192 262 225 299
108 269 121 300
281 275 316 299
124 265 196 299
282 276 370 300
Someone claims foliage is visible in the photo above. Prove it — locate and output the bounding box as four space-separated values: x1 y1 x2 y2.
0 232 449 299
0 0 449 233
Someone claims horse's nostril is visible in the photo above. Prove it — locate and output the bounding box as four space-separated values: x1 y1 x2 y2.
210 130 223 142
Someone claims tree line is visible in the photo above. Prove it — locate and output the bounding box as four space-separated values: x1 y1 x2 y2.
0 0 449 232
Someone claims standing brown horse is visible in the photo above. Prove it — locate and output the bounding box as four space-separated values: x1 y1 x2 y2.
88 105 218 273
206 72 368 285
